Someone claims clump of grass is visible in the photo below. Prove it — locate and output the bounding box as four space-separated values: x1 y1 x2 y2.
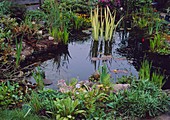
139 60 151 80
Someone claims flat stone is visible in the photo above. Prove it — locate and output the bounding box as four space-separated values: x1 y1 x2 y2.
43 79 53 85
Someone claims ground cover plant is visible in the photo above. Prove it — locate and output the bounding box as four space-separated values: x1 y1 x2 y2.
1 63 170 120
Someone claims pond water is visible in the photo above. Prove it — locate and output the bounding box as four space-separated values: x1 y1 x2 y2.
29 32 139 89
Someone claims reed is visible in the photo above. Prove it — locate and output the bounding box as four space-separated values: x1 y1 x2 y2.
91 6 100 41
104 7 123 41
91 6 123 41
100 7 104 38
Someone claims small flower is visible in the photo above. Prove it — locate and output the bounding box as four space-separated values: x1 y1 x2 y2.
32 21 36 24
120 7 123 11
142 38 145 43
75 84 81 89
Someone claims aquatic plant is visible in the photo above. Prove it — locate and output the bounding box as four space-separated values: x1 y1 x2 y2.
150 33 163 52
91 6 100 41
104 6 123 41
155 20 161 34
139 60 165 88
91 6 123 41
99 63 112 87
137 17 148 29
139 60 151 80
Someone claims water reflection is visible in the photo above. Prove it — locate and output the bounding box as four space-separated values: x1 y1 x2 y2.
89 40 114 70
52 45 71 71
29 32 139 89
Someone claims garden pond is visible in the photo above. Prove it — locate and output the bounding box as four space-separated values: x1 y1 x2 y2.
27 30 170 90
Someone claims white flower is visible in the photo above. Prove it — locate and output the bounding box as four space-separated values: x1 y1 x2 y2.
120 7 123 11
75 84 81 89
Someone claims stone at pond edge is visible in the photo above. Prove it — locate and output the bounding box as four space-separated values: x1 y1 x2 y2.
113 84 130 93
48 36 54 40
43 79 53 85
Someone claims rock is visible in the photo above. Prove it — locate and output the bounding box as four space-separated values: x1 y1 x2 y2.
82 29 91 34
91 57 100 61
101 55 112 60
113 84 130 93
48 36 54 40
43 79 53 85
17 71 24 77
21 47 34 56
42 33 50 38
37 30 43 35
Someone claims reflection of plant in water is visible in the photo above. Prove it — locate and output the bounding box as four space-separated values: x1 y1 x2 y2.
89 40 113 70
52 45 71 71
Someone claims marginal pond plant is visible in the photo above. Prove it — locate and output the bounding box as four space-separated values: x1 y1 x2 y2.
91 6 123 41
149 33 170 55
139 60 165 88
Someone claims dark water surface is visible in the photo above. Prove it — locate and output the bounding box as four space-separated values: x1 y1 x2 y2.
29 32 139 89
